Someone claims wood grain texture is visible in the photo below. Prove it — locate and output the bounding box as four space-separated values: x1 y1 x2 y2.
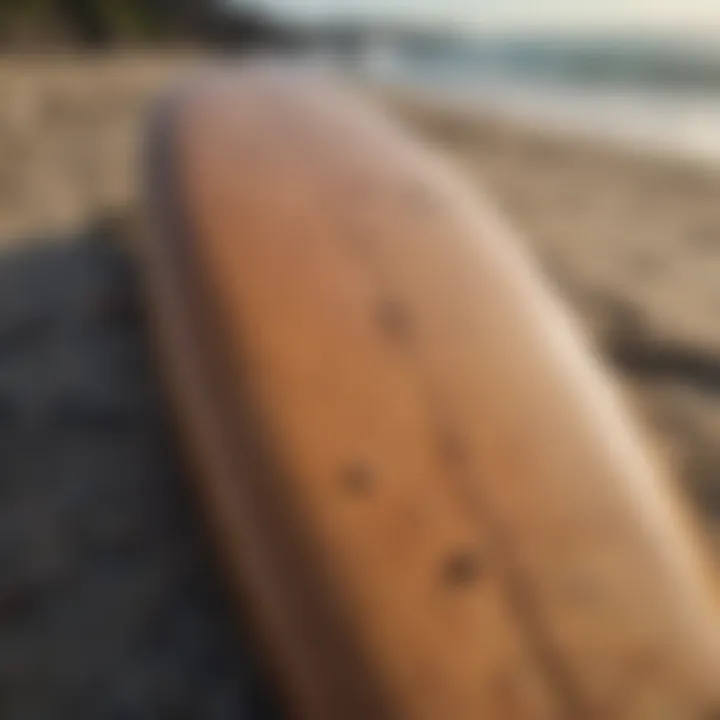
141 64 720 719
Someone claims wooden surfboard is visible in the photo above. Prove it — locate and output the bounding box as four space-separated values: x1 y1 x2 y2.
141 64 720 719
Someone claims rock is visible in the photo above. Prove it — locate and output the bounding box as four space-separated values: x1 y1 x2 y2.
0 228 279 719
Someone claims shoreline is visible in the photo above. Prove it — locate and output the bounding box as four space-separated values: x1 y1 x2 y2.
373 76 720 171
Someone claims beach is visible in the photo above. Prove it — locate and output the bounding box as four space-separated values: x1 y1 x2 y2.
1 53 719 554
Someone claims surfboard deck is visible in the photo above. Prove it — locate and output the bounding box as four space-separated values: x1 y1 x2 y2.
141 64 720 719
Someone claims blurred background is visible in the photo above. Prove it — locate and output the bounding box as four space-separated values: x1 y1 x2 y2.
0 1 719 716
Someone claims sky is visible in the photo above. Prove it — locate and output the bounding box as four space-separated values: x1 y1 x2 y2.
244 0 720 32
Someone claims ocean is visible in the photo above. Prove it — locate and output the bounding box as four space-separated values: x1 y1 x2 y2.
312 32 720 166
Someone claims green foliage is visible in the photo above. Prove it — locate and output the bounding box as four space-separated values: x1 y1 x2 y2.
0 0 198 44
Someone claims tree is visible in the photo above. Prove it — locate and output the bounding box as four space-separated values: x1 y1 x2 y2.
0 0 221 44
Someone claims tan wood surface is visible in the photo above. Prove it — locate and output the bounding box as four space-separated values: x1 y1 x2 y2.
142 65 720 719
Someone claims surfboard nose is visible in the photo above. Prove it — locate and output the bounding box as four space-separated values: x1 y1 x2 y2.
141 63 720 719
